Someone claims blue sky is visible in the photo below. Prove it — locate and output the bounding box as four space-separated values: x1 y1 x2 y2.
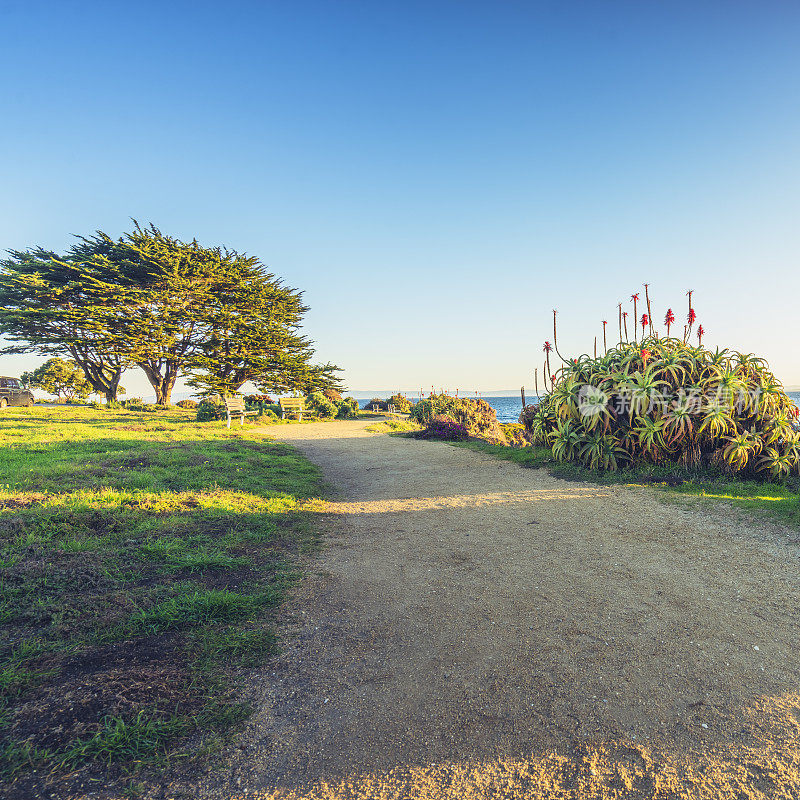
1 0 799 395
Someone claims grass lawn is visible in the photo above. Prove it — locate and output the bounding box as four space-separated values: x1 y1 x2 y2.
455 440 800 528
0 405 323 796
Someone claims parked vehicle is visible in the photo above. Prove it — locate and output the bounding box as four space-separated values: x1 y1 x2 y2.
0 377 34 407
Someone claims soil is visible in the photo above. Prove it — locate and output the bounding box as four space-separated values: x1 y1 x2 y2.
184 418 800 799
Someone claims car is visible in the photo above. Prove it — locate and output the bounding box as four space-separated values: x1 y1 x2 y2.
0 376 34 407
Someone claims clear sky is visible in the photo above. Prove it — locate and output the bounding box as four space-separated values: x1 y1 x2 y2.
1 0 799 396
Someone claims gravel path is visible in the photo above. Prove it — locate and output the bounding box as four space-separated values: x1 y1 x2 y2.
191 419 800 799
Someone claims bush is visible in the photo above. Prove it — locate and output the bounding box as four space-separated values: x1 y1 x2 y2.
323 388 343 403
410 394 506 444
304 391 337 419
525 335 800 475
261 409 279 421
244 394 274 404
335 397 360 419
387 393 411 413
418 415 469 441
176 399 198 409
265 403 282 417
366 398 389 412
196 401 224 422
501 423 531 447
123 397 144 410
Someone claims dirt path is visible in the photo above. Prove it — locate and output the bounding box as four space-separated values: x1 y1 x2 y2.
191 419 800 799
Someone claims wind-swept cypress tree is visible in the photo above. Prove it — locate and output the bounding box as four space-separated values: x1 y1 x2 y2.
0 247 130 401
0 224 342 402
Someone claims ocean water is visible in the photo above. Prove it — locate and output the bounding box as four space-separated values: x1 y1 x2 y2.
483 393 800 424
365 393 800 424
482 396 531 423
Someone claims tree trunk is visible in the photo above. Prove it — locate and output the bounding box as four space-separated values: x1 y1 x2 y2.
139 360 178 405
104 369 123 403
68 347 123 402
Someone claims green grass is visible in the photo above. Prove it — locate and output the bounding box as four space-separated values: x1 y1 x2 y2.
0 405 323 792
365 419 422 434
126 587 280 636
453 439 800 528
59 712 191 769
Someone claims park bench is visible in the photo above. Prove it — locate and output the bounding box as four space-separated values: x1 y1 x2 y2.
279 397 306 421
223 395 258 428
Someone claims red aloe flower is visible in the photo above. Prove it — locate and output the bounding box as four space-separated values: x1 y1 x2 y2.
543 341 552 353
640 348 651 365
640 313 648 335
664 308 675 336
697 324 704 345
687 308 697 326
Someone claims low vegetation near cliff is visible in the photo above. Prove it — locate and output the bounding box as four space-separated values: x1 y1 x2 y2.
410 394 508 443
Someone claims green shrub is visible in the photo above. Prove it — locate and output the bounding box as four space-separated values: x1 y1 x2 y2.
305 391 337 419
176 399 198 409
323 388 343 403
196 401 224 422
244 394 274 404
266 403 282 417
335 397 360 419
501 423 531 447
387 393 412 413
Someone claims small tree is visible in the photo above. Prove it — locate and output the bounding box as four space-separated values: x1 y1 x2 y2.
23 358 92 401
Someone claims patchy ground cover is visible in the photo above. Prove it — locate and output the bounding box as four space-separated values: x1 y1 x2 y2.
454 440 800 528
0 406 322 798
363 419 421 434
365 419 799 527
185 418 800 800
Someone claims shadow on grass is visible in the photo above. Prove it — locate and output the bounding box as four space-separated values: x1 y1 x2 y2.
0 418 323 796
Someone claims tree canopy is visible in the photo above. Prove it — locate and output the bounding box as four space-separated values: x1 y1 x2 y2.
0 223 342 403
0 246 128 400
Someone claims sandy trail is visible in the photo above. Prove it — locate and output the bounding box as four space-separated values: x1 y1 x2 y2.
192 419 800 799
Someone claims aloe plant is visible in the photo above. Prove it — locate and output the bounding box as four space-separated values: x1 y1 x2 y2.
521 289 799 476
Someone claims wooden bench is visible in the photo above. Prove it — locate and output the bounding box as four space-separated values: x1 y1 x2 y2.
224 395 258 428
279 397 306 421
